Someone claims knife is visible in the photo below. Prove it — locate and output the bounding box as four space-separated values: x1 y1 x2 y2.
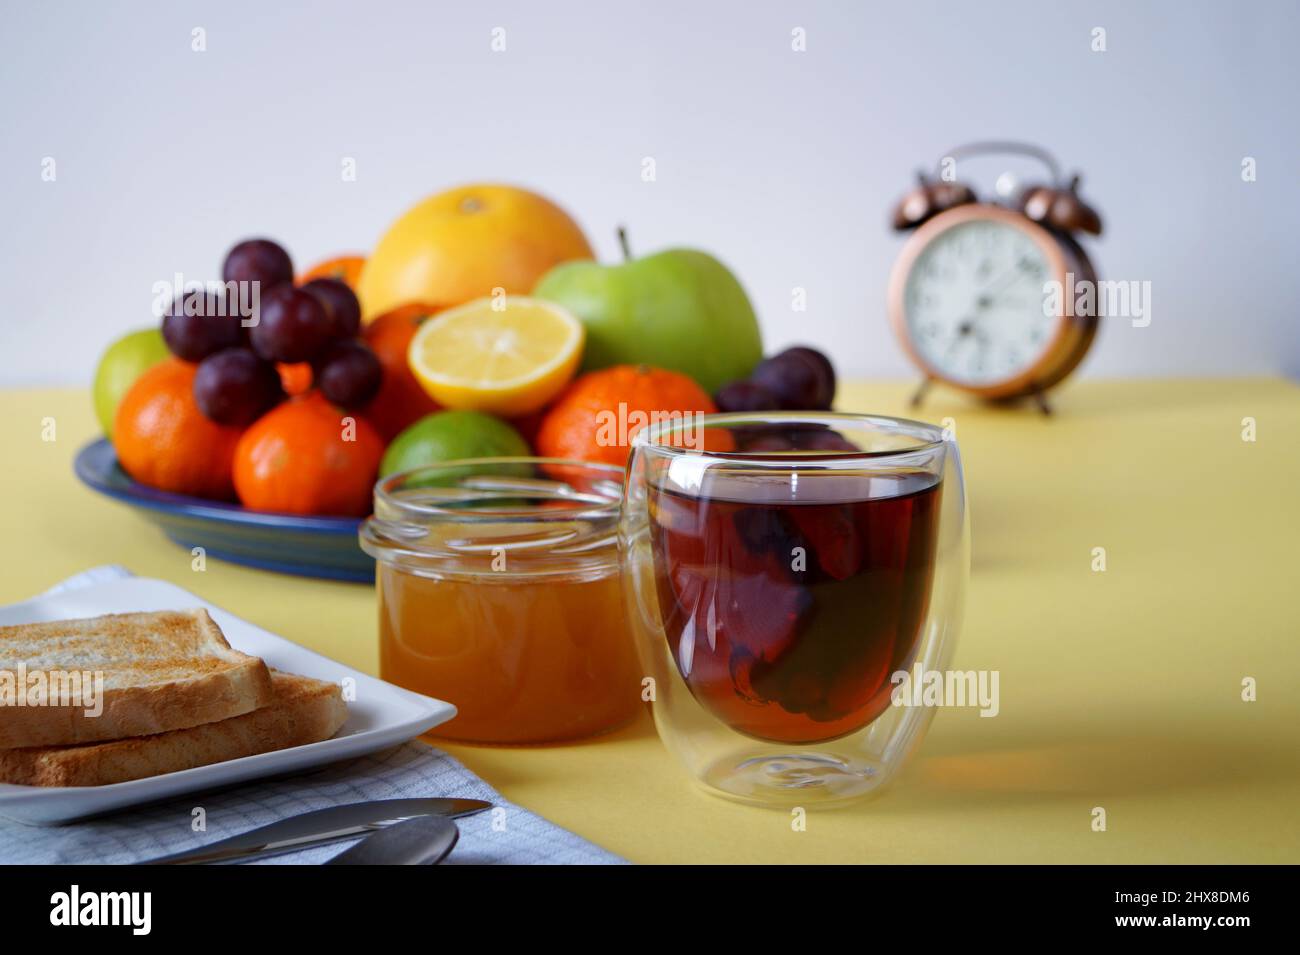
325 815 459 865
138 798 491 865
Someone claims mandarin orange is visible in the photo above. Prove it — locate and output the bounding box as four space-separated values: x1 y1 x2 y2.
298 254 366 289
535 365 718 468
360 303 444 441
233 392 383 516
112 358 245 500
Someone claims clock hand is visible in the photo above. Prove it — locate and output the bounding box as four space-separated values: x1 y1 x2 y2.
943 319 977 361
967 275 1013 329
975 261 1031 308
985 268 1024 296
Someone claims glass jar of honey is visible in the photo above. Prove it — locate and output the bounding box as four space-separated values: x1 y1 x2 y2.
359 458 640 744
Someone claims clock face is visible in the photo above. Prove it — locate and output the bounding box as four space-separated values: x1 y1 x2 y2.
901 218 1058 386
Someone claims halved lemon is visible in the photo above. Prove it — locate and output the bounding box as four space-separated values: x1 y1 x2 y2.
407 296 585 416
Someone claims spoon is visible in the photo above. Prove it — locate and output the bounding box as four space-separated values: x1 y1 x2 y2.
326 815 459 866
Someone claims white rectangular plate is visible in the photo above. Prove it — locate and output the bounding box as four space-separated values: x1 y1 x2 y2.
0 576 456 825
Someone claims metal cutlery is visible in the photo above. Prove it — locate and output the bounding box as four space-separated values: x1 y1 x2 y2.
139 797 490 865
325 815 459 865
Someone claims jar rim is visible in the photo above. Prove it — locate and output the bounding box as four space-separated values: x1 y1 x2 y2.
371 457 624 523
361 457 625 579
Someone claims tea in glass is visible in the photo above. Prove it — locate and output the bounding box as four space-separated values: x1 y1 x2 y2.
621 413 967 807
650 469 941 744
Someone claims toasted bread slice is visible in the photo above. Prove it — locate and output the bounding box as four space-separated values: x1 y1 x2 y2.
0 609 273 749
0 671 347 787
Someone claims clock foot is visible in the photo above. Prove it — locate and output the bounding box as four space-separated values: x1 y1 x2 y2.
909 378 933 409
1031 390 1053 416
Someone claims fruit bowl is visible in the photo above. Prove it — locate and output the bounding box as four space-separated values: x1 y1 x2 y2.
74 439 373 582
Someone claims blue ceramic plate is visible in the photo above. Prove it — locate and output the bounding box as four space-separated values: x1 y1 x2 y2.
74 439 373 582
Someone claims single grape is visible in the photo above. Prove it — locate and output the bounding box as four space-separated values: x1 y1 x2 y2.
314 340 383 409
193 347 284 425
161 289 245 361
790 428 858 452
781 346 835 407
713 379 779 413
301 278 362 339
736 427 796 453
222 239 294 292
737 426 856 453
751 349 833 410
250 285 333 363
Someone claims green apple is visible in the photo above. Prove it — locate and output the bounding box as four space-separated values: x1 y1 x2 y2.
532 247 763 394
92 327 170 438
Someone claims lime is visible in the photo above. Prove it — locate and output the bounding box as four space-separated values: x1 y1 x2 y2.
93 328 170 438
380 410 530 478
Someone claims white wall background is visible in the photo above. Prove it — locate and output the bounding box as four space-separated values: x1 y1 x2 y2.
2 0 1297 386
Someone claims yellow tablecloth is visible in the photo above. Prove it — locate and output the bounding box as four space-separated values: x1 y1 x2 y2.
3 379 1297 863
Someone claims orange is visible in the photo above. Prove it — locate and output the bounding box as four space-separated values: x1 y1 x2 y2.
233 392 384 517
276 362 313 396
356 184 594 321
113 358 244 500
361 303 444 441
536 365 719 468
298 254 366 289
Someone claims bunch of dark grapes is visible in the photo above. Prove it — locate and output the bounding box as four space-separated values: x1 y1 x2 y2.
714 346 836 412
713 346 854 452
192 348 283 426
160 238 383 426
160 288 246 362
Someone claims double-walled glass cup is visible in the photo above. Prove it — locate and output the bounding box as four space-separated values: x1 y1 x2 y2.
360 458 640 744
620 413 968 807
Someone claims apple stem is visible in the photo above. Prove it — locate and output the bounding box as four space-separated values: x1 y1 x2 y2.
617 225 632 261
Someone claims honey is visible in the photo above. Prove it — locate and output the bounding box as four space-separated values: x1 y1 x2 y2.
361 459 640 744
378 563 637 742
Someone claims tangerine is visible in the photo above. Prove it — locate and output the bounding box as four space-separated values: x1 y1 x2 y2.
298 254 366 289
233 392 383 516
361 303 444 441
276 362 314 396
536 365 719 468
112 358 244 500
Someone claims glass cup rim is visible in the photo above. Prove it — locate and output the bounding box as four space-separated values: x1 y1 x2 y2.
371 456 625 523
632 411 947 462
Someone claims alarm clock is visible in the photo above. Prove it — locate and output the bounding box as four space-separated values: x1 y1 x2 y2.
887 141 1103 413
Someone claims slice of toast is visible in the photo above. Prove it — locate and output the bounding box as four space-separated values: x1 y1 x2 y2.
0 671 347 787
0 609 273 749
